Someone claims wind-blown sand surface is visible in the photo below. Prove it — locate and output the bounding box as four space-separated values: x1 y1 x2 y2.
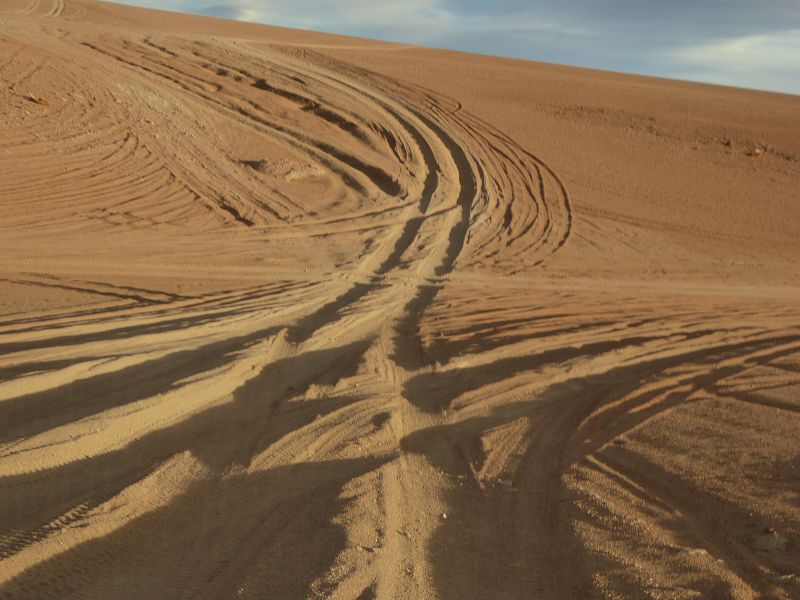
1 1 799 598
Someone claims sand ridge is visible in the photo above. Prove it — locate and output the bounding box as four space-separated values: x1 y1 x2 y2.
1 0 799 598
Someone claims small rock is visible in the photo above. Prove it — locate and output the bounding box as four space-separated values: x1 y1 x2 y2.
497 478 517 492
678 547 709 557
752 530 787 552
772 573 795 583
26 92 48 106
441 512 448 520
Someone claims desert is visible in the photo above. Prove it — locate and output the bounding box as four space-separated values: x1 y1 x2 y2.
1 1 799 598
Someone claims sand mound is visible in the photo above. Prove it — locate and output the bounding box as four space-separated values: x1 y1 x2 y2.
242 158 325 181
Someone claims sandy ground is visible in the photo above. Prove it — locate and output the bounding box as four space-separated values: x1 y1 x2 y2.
1 1 799 598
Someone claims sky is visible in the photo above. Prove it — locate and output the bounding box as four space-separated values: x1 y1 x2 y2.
117 0 800 95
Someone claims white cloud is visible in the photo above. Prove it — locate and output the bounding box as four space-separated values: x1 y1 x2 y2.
230 0 585 44
669 30 800 93
214 0 446 32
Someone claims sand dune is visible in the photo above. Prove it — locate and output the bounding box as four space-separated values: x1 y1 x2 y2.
1 1 799 598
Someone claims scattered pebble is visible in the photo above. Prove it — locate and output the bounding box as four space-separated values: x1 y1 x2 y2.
497 478 517 491
26 92 48 105
752 529 787 552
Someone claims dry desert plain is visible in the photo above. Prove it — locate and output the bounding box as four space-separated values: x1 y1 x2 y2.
1 1 800 598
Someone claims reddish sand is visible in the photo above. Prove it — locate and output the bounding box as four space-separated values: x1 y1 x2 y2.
1 1 799 598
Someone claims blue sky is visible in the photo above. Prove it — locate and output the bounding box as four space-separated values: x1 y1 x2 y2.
117 0 800 95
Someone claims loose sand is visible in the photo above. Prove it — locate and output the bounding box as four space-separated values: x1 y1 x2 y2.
1 1 799 598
